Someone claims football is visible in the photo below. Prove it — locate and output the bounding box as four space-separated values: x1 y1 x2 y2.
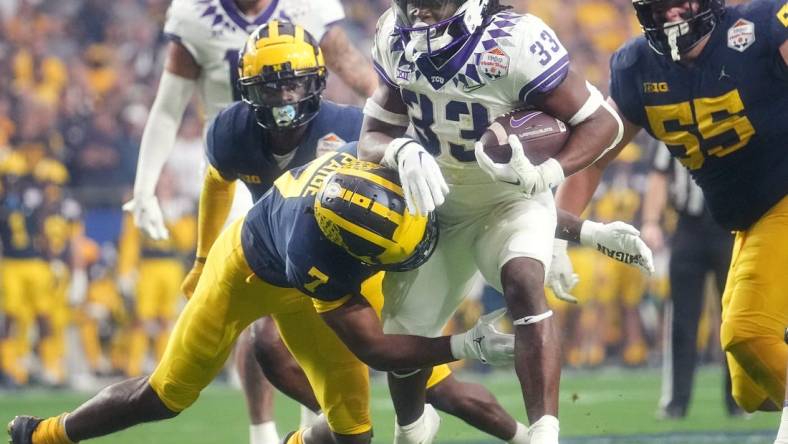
478 109 570 164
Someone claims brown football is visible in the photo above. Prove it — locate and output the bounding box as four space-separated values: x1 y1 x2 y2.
478 109 570 164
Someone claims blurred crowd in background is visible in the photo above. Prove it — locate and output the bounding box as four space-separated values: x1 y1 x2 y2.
0 0 743 389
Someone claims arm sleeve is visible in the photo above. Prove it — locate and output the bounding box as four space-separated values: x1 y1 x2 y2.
132 70 196 197
196 165 236 258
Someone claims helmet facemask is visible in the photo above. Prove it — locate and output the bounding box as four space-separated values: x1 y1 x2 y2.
632 0 724 61
240 67 325 130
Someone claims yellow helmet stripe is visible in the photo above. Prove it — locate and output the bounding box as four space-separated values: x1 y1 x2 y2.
318 205 399 251
339 168 404 197
269 19 280 38
338 187 404 225
295 24 304 44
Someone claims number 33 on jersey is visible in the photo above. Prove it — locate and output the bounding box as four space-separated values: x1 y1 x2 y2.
372 9 569 170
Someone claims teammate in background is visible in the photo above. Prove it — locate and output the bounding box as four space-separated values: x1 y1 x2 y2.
358 0 634 442
7 153 517 444
555 0 788 415
122 2 377 442
188 20 576 444
34 158 83 386
117 169 195 378
0 152 54 386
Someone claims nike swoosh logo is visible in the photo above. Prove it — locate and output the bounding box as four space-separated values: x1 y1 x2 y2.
509 112 539 128
501 178 521 186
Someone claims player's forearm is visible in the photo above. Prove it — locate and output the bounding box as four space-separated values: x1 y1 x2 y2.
196 167 235 258
322 27 377 98
133 70 196 197
554 166 604 215
356 335 456 372
358 119 407 163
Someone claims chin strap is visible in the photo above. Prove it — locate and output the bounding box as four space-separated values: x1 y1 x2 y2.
512 310 554 326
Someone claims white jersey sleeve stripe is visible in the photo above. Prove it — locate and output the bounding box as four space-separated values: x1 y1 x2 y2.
518 55 570 103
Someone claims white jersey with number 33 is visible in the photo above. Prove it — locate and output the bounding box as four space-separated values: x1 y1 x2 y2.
371 8 570 182
164 0 345 122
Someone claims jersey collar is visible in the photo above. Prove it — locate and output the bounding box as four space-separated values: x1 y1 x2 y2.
219 0 280 32
409 27 486 91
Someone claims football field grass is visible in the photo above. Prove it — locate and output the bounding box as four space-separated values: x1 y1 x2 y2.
1 366 777 443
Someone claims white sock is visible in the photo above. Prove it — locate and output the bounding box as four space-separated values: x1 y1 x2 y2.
249 421 279 444
528 415 559 444
775 406 788 444
394 404 440 444
508 421 530 444
300 406 321 428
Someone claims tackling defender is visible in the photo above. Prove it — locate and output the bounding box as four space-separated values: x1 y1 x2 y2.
555 0 788 420
358 0 634 442
122 1 377 442
7 152 518 444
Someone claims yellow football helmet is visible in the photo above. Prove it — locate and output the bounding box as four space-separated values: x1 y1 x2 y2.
315 161 438 272
238 20 326 129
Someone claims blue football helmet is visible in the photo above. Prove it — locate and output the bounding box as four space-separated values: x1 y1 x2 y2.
392 0 501 61
632 0 725 61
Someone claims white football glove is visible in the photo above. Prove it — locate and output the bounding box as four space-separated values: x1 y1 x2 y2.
580 220 655 274
450 308 514 365
383 138 449 216
475 135 564 197
122 195 169 240
546 239 579 304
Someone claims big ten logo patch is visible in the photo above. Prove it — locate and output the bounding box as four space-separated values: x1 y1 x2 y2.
479 47 509 80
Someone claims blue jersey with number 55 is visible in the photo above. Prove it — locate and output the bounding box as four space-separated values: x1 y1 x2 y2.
610 0 788 230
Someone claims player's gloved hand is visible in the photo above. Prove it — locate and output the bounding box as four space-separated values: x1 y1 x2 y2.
383 138 449 216
180 258 205 300
580 220 655 274
123 195 169 240
546 239 579 304
475 135 564 197
450 308 514 365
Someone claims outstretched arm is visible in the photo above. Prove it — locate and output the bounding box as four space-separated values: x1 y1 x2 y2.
124 41 199 240
320 295 513 371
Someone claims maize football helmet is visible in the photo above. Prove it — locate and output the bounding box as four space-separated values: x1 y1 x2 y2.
632 0 725 61
238 20 326 129
314 161 438 272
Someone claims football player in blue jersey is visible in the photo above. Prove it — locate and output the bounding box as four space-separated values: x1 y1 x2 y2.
7 153 520 444
180 20 535 444
555 0 788 423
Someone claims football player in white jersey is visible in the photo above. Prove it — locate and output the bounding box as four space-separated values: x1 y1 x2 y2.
359 1 631 443
122 2 377 444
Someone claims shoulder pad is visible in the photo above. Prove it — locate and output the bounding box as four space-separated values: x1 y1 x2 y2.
610 37 649 72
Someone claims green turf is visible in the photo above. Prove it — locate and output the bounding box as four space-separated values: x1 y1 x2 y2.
0 366 777 443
